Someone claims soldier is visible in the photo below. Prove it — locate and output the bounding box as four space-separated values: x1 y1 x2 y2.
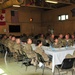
45 36 50 46
13 38 22 54
58 34 64 47
49 34 55 45
13 38 22 60
39 34 46 46
63 34 73 47
71 34 75 45
23 37 37 59
7 36 16 53
53 38 63 48
35 40 52 68
35 40 49 61
23 37 37 65
4 34 12 47
1 34 7 45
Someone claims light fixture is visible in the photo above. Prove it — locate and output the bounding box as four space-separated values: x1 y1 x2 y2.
13 5 20 7
30 18 33 22
45 0 58 4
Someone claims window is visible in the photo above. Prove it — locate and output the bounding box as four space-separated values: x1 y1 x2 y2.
58 14 69 21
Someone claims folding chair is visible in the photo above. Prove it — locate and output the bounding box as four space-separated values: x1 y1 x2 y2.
35 52 51 75
55 58 75 75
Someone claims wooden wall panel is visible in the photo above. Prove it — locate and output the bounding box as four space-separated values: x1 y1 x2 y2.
0 7 42 36
42 4 75 35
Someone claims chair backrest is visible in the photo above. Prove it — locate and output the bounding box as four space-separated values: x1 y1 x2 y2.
20 50 28 59
65 54 73 58
73 51 75 56
61 58 75 69
36 53 45 63
4 46 11 53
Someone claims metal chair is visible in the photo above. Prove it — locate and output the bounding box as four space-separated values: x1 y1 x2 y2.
0 43 6 57
21 50 32 70
73 51 75 57
55 58 75 75
35 52 51 75
35 53 45 75
4 46 13 62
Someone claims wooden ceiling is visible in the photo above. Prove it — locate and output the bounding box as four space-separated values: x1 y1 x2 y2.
0 0 75 9
22 0 75 9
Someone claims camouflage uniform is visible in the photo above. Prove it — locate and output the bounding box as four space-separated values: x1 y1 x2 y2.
39 37 46 45
13 43 22 54
63 39 73 47
13 42 23 60
1 39 6 45
4 38 11 47
65 54 74 58
35 46 49 61
72 39 75 45
23 44 37 58
49 38 54 45
53 42 62 48
58 38 64 47
8 40 15 52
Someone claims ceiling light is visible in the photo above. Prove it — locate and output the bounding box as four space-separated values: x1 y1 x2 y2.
45 0 58 4
13 5 20 7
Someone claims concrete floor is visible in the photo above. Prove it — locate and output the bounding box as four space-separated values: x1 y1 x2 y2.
0 54 75 75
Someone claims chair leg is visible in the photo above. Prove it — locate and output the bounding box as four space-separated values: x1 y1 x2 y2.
26 66 28 71
35 65 38 72
53 69 55 75
72 70 74 75
42 64 45 75
35 62 38 72
42 67 45 75
57 68 60 75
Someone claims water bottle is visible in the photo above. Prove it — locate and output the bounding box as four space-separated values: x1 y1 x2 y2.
65 42 68 49
50 44 55 51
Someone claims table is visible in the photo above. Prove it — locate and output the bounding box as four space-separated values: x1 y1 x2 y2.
31 44 75 73
42 46 75 72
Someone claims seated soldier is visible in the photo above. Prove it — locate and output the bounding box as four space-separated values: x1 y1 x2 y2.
23 37 37 65
71 34 75 44
63 34 73 47
4 34 12 47
39 34 46 46
7 36 16 53
35 40 52 68
1 34 7 45
13 38 22 60
35 40 49 61
49 34 55 45
58 33 64 46
53 38 63 48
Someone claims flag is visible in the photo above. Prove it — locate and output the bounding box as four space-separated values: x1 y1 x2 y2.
11 10 19 23
0 10 6 25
